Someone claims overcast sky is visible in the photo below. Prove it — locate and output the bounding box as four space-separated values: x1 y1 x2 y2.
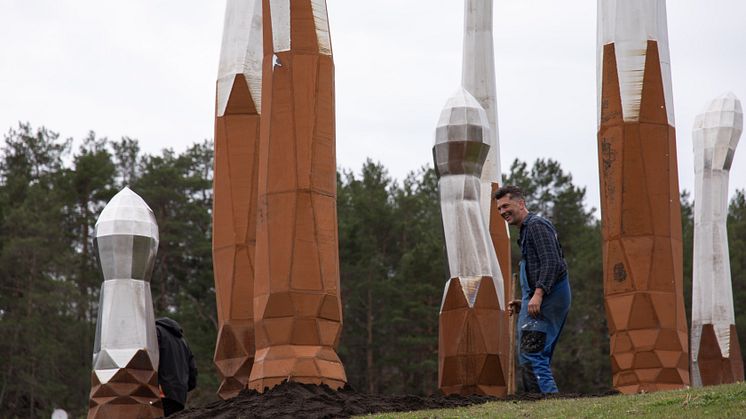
1 1 745 213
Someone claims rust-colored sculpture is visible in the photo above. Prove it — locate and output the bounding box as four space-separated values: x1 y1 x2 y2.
89 188 162 418
439 277 506 396
597 0 689 394
434 89 507 396
212 0 263 399
247 0 346 391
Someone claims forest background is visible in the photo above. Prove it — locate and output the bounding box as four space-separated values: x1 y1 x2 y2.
1 123 745 418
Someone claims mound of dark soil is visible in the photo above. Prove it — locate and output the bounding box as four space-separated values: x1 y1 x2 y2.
170 381 496 419
170 382 620 419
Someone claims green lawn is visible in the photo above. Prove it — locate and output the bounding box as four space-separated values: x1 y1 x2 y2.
358 383 746 418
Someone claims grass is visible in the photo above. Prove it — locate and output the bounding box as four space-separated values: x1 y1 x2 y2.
357 382 746 418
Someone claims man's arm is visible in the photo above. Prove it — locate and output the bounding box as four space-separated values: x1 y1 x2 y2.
187 344 198 391
525 222 564 317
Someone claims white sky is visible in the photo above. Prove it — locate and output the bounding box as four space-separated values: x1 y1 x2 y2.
1 1 745 213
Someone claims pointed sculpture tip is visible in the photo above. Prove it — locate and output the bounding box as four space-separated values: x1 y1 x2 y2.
435 85 491 152
694 92 744 131
437 86 489 132
106 186 144 205
703 91 743 114
442 86 482 112
96 186 157 230
719 91 738 100
112 185 133 196
95 186 159 242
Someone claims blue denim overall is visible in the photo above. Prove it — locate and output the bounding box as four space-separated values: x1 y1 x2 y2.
517 260 571 393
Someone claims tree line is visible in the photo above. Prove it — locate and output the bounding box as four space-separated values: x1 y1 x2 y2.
1 123 745 417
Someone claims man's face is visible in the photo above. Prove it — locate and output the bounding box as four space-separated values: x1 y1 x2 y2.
496 195 526 226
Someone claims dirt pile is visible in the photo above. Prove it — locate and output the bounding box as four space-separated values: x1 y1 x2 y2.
171 382 620 419
170 381 496 419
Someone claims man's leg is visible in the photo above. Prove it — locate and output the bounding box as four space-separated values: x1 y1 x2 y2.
517 301 549 393
543 279 571 366
161 398 184 417
518 279 571 394
519 360 542 393
520 329 557 393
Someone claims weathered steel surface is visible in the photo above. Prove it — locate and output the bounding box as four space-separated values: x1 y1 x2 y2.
247 0 346 392
597 0 689 394
212 0 263 399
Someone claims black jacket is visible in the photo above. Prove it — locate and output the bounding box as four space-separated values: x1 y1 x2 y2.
156 317 197 405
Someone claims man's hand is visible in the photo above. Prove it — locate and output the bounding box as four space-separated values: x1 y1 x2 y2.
507 299 522 316
528 288 544 317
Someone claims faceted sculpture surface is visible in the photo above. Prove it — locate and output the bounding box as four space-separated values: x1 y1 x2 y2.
598 0 689 393
212 0 263 399
434 88 507 396
462 0 502 218
89 187 162 418
247 0 347 391
460 1 513 391
597 0 689 394
691 92 744 386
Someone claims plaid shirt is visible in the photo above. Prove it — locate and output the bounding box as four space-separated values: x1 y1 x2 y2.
519 213 568 295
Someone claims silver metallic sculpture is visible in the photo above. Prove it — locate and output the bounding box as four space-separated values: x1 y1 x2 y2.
434 89 502 285
461 0 501 219
434 88 507 396
691 92 744 386
88 187 162 418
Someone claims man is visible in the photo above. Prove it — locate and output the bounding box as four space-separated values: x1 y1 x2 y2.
494 185 571 394
156 317 198 416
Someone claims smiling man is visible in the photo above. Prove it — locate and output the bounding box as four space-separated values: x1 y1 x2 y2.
495 185 571 394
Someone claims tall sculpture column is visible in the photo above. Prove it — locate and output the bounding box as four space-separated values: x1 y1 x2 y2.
88 187 162 418
460 1 513 392
597 0 689 393
248 0 347 391
212 0 263 399
691 92 744 387
434 88 507 396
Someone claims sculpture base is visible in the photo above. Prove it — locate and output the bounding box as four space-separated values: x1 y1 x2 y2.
88 402 162 419
609 328 689 394
214 321 255 399
693 324 744 387
247 345 347 392
606 292 689 394
439 353 506 397
439 276 507 397
88 350 162 419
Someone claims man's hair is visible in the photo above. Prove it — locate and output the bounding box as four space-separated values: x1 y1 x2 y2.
494 185 524 201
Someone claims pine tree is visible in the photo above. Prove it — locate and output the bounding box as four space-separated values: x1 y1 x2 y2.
337 160 399 393
0 123 83 416
727 190 746 371
387 167 443 394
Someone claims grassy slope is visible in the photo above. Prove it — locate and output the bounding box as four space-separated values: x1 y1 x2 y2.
359 383 746 418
